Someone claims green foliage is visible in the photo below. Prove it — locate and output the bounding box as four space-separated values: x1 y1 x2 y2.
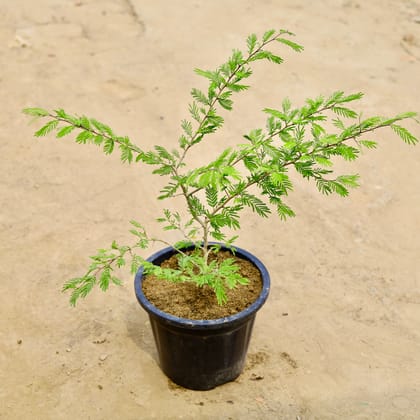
23 29 418 307
22 107 49 117
144 248 249 305
23 108 143 162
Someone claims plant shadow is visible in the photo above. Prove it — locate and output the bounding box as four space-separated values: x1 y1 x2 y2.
125 301 158 363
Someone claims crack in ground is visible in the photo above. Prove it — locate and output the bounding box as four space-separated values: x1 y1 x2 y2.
123 0 146 34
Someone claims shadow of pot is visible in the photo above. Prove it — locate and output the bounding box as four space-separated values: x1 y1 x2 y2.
134 243 270 390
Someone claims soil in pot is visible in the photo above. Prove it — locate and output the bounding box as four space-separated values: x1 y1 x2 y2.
142 250 263 320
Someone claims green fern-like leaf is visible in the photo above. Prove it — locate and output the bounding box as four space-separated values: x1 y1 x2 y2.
103 138 114 154
181 120 193 137
22 107 49 117
62 277 83 291
120 145 134 163
391 124 418 145
239 193 271 217
262 29 276 42
263 108 287 120
340 92 364 103
276 201 295 220
246 33 258 53
75 130 94 144
130 255 144 275
359 140 377 149
227 83 250 92
331 181 349 197
56 125 76 138
325 91 345 106
191 88 209 105
335 145 359 161
282 97 292 113
332 106 358 119
99 268 111 291
276 37 304 52
269 173 293 191
314 156 333 167
189 102 201 122
264 51 284 64
332 118 346 130
218 96 233 111
34 120 59 137
205 187 218 207
66 276 96 306
337 174 360 188
194 68 218 81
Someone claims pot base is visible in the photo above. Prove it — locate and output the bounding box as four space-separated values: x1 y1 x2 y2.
149 313 256 390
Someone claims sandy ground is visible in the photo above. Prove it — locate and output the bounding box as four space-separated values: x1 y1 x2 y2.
1 0 420 418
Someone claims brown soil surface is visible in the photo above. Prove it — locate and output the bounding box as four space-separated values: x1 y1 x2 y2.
142 250 262 319
1 1 420 419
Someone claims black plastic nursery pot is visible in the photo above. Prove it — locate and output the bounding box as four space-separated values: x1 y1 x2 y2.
134 243 270 391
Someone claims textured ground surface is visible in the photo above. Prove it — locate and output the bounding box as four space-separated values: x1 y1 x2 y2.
1 0 420 418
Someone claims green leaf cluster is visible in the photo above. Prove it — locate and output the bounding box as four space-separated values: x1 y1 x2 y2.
143 248 249 305
22 108 143 163
23 29 418 306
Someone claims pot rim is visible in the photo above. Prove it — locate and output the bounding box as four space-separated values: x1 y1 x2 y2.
134 243 270 329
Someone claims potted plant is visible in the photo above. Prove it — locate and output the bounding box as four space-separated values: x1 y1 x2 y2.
23 29 418 390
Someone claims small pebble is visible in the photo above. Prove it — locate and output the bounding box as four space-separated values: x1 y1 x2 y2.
99 354 108 361
413 16 420 24
17 339 22 345
66 348 72 352
98 384 103 390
